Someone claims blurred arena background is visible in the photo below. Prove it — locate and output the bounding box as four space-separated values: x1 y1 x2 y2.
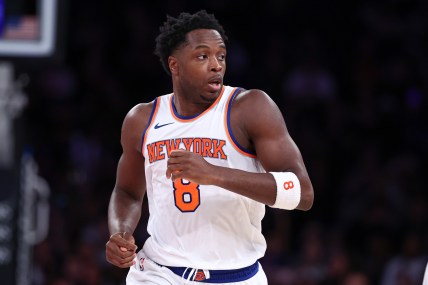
0 0 427 284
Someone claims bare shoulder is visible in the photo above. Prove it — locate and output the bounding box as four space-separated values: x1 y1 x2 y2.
231 88 284 127
229 88 285 151
123 102 155 132
121 101 156 150
233 89 273 107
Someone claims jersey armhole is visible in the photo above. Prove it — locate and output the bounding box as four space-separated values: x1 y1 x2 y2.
141 98 160 157
225 88 257 158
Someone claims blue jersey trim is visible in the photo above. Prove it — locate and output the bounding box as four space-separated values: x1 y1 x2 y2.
141 98 159 153
226 88 256 156
171 95 200 120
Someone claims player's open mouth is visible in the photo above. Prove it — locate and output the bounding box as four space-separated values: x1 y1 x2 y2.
208 81 221 88
207 77 222 92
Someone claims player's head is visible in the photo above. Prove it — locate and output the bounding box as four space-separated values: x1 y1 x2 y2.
154 10 228 76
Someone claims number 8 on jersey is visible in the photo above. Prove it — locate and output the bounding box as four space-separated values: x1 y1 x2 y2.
173 179 201 212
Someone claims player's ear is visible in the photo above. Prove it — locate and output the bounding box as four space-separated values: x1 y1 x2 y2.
168 56 178 75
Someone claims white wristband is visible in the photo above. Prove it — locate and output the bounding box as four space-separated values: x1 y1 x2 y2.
269 172 301 210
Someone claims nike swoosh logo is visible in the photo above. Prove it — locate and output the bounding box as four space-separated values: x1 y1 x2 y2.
154 122 174 129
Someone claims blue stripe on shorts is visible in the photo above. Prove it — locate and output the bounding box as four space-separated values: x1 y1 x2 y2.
161 261 259 283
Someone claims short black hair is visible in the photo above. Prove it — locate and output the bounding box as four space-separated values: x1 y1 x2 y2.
154 10 228 75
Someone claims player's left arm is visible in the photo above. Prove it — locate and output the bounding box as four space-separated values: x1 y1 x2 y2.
167 89 314 211
240 89 314 210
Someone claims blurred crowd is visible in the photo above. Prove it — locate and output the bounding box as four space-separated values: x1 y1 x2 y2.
9 0 428 284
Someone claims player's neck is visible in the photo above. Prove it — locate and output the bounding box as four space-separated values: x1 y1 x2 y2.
172 94 212 117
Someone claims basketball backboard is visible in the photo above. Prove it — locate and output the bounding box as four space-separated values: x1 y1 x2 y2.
0 0 57 57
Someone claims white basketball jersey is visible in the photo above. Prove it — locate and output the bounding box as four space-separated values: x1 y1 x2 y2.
141 85 267 270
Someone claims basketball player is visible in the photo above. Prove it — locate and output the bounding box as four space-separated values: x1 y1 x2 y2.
106 10 314 284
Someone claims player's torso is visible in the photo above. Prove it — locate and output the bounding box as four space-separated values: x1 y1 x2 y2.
141 85 266 269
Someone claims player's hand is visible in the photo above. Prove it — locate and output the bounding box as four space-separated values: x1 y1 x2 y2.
166 149 216 184
106 232 138 268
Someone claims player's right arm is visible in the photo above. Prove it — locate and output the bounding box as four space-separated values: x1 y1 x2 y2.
106 102 153 268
